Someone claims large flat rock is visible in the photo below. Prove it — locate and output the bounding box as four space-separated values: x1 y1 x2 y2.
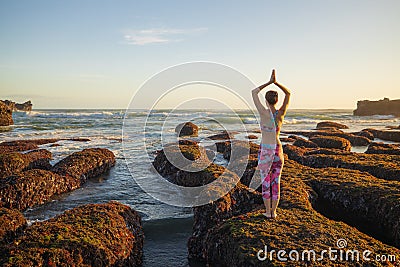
1 201 144 267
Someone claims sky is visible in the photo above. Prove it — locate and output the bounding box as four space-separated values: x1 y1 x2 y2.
0 0 399 109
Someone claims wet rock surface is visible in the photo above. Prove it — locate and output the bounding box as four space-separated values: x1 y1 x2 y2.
175 121 199 137
284 144 400 181
246 134 258 139
1 201 144 267
309 135 352 151
0 149 52 179
0 142 116 211
0 138 90 153
365 142 400 155
207 130 238 140
292 136 318 148
316 121 349 129
0 208 26 245
282 129 371 146
363 128 400 142
0 169 80 211
52 148 116 184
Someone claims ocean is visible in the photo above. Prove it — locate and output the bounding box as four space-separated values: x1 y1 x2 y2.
1 109 399 266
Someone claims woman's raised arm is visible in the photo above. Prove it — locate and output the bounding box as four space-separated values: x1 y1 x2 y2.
275 82 291 116
252 70 276 114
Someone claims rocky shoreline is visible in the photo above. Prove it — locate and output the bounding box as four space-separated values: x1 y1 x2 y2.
152 121 400 266
2 113 400 266
0 137 144 266
1 201 143 266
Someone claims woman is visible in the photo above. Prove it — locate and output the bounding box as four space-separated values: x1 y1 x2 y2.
251 69 291 218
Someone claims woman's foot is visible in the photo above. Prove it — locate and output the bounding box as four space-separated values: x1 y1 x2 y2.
271 212 277 219
262 212 273 219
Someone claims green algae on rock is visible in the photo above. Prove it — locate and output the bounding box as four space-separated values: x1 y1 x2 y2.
200 157 400 266
0 148 116 211
175 121 199 137
284 144 400 181
309 135 352 151
366 142 400 155
0 208 26 245
52 148 115 184
0 138 90 154
0 169 80 211
363 128 400 143
292 136 318 148
282 130 371 146
0 149 52 179
316 121 349 129
1 201 143 267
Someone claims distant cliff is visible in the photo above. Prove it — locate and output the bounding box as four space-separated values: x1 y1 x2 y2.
353 98 400 116
1 100 33 112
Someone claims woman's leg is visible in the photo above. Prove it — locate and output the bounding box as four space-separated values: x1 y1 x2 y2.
258 144 275 217
261 173 272 216
271 147 284 217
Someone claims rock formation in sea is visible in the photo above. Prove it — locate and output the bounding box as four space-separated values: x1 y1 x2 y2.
363 128 400 142
0 139 115 211
0 101 13 126
1 100 32 112
175 121 199 137
282 128 371 146
353 98 400 116
316 121 349 129
52 148 116 184
0 201 144 267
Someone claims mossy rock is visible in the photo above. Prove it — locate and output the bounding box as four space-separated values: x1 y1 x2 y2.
0 208 26 245
292 137 318 148
221 140 259 161
204 208 399 266
52 148 115 184
316 121 349 129
153 143 210 178
353 130 375 140
207 130 238 140
175 121 199 137
309 135 352 151
1 201 143 267
364 128 400 142
0 169 80 211
0 139 58 153
199 157 400 266
0 153 26 179
283 130 370 146
284 144 400 181
188 147 400 265
366 142 400 155
0 149 52 179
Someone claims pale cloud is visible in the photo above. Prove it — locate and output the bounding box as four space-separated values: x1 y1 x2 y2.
123 27 207 45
